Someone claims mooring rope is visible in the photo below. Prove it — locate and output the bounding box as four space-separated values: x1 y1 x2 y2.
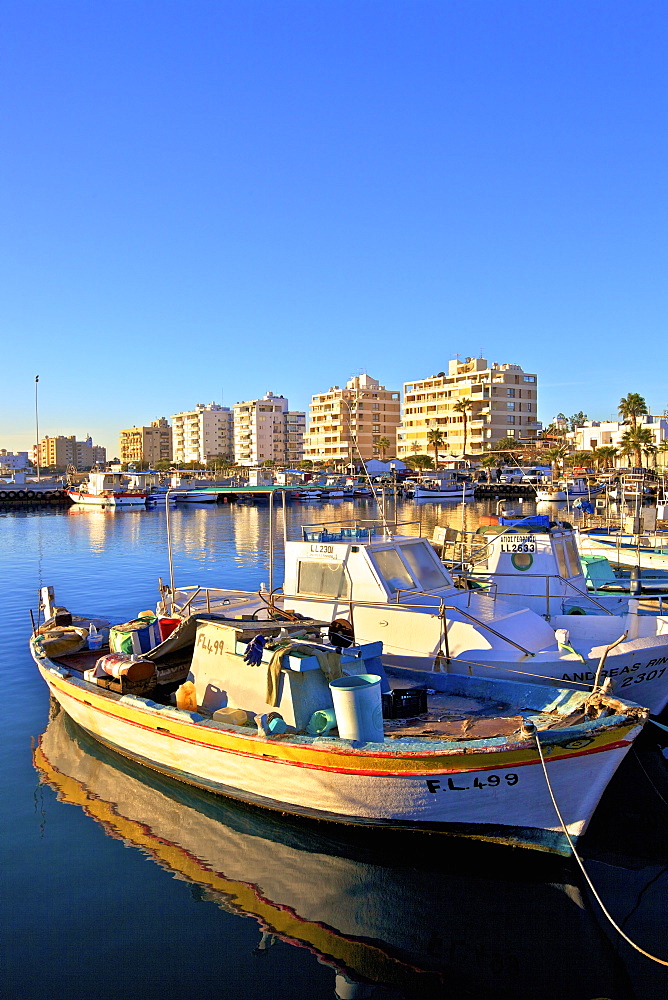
630 746 668 808
531 724 668 966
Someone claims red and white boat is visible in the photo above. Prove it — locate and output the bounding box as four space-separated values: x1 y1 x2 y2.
66 473 147 507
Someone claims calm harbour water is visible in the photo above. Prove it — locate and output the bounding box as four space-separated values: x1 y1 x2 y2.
2 498 667 1000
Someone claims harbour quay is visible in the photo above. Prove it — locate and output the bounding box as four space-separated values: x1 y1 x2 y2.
0 483 71 506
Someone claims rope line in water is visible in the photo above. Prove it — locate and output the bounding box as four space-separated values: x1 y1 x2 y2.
533 728 668 966
630 746 668 808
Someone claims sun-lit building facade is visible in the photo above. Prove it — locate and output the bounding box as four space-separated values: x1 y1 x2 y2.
303 374 401 467
119 418 173 467
397 358 540 460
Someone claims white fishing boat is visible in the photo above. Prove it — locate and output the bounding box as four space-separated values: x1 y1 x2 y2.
173 490 218 503
34 706 664 996
410 473 475 500
66 472 147 507
453 515 629 617
578 528 668 572
160 516 668 715
30 588 647 853
126 472 177 504
536 478 605 503
607 469 658 503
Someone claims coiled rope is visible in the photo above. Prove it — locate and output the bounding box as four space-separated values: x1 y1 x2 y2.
531 724 668 966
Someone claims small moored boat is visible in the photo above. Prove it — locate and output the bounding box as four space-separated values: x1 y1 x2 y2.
536 478 605 503
31 587 648 853
66 472 147 507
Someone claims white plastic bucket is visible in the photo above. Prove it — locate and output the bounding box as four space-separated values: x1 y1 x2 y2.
329 674 384 743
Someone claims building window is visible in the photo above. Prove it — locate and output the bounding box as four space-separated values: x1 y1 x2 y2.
523 376 536 383
507 416 515 424
507 388 515 397
507 402 515 411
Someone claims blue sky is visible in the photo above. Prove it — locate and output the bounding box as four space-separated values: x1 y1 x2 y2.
2 1 666 455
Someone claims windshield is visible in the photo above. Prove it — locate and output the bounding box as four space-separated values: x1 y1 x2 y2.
400 542 450 591
372 548 417 594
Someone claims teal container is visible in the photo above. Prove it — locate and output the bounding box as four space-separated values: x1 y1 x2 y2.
307 708 337 735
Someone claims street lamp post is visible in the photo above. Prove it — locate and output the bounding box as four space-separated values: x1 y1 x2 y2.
35 375 40 481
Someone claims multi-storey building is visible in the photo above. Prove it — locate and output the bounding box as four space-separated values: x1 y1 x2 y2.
171 403 234 466
568 416 668 463
38 435 106 471
0 450 30 471
303 374 402 467
233 392 304 466
119 418 173 467
285 411 306 467
397 358 539 461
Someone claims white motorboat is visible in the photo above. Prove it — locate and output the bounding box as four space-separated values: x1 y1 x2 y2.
159 516 668 715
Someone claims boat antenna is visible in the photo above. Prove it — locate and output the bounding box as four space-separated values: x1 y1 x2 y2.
165 485 176 601
343 388 390 535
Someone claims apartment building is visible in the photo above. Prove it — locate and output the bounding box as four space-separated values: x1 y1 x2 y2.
119 418 173 467
233 392 304 466
568 416 668 461
397 358 539 460
171 403 234 465
38 435 106 470
0 450 30 471
285 411 306 467
303 374 401 467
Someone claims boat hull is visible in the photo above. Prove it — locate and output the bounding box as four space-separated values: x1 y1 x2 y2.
36 660 641 854
66 490 147 507
579 533 668 571
412 486 475 500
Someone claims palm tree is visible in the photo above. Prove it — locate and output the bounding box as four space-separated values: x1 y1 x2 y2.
452 397 473 456
544 445 569 479
593 445 618 471
618 393 648 430
481 453 497 483
406 454 434 477
426 428 445 469
619 426 654 467
658 440 668 469
377 436 390 461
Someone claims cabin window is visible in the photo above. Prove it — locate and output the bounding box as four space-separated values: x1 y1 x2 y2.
372 548 417 594
553 537 580 578
297 561 350 598
554 540 569 578
400 542 450 591
564 534 581 575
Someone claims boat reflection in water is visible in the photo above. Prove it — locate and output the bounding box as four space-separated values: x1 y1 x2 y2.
34 709 666 1000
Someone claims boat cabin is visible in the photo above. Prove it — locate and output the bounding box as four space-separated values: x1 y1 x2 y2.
282 524 459 608
463 516 627 617
85 473 132 495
